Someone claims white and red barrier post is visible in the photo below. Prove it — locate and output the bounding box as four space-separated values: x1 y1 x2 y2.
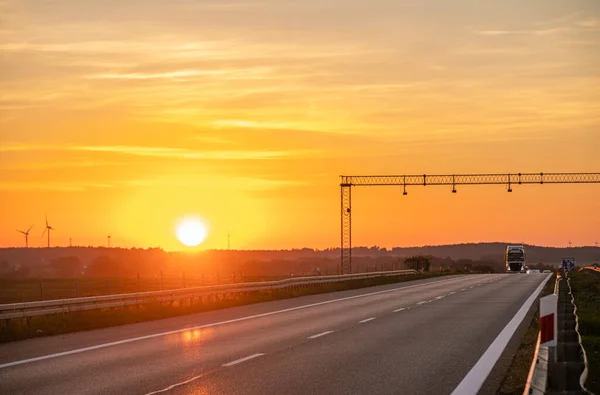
540 293 558 361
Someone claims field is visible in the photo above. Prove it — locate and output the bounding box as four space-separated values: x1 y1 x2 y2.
0 274 288 304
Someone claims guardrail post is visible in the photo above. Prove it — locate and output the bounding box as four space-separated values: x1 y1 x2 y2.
39 279 44 301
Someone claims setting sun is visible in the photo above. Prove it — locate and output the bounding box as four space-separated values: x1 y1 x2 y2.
176 218 208 247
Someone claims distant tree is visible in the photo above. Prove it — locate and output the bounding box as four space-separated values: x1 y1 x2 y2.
0 260 11 276
3 263 31 279
86 255 129 277
50 256 82 278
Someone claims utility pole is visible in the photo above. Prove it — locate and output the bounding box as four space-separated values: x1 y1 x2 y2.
108 235 111 248
227 230 231 250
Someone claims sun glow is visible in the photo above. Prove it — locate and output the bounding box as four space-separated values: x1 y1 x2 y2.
176 218 208 247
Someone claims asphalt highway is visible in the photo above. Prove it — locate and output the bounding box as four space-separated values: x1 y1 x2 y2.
0 273 550 395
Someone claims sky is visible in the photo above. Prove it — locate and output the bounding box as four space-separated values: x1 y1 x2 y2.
1 0 599 251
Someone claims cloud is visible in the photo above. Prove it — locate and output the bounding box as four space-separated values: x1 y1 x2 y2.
123 176 306 191
0 144 60 152
0 143 316 160
87 67 272 80
477 27 570 36
429 65 446 71
73 145 313 159
0 182 114 192
0 173 305 192
212 120 317 131
0 160 127 170
576 17 599 28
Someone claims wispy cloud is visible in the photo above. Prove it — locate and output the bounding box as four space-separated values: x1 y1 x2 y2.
477 27 570 36
123 176 305 191
0 160 126 170
212 120 317 131
0 143 315 160
0 144 60 152
0 174 305 192
73 145 312 159
576 17 599 28
0 182 114 192
87 68 272 80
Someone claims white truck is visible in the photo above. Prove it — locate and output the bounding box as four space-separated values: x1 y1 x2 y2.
505 245 526 273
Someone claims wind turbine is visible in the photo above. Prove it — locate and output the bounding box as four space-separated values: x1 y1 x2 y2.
42 215 55 248
17 225 34 248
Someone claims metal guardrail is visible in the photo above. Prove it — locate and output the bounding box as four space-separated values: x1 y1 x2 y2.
0 269 418 320
566 274 591 393
525 271 593 394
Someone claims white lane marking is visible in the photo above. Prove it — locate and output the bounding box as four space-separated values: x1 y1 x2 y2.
0 275 464 369
308 331 334 339
417 301 427 305
145 372 211 395
427 299 434 303
436 296 445 300
393 308 406 313
461 288 467 291
359 318 376 323
222 353 264 367
469 286 474 289
451 274 552 395
449 292 456 295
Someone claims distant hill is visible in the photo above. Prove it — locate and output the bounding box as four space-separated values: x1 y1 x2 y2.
388 243 600 265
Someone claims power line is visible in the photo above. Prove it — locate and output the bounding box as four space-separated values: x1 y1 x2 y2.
340 172 600 274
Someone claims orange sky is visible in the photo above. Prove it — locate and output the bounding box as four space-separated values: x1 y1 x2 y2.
1 0 599 250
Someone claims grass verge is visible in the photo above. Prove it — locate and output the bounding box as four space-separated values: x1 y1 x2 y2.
497 273 557 395
0 272 454 343
569 270 600 394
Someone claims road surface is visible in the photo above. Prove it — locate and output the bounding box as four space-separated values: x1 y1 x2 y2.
0 273 550 395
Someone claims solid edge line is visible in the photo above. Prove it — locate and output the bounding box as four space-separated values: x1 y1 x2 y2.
222 353 264 367
308 331 334 339
0 276 464 369
450 273 552 395
393 308 406 313
359 318 376 323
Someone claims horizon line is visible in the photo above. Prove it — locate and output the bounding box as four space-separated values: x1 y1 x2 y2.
1 241 598 252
